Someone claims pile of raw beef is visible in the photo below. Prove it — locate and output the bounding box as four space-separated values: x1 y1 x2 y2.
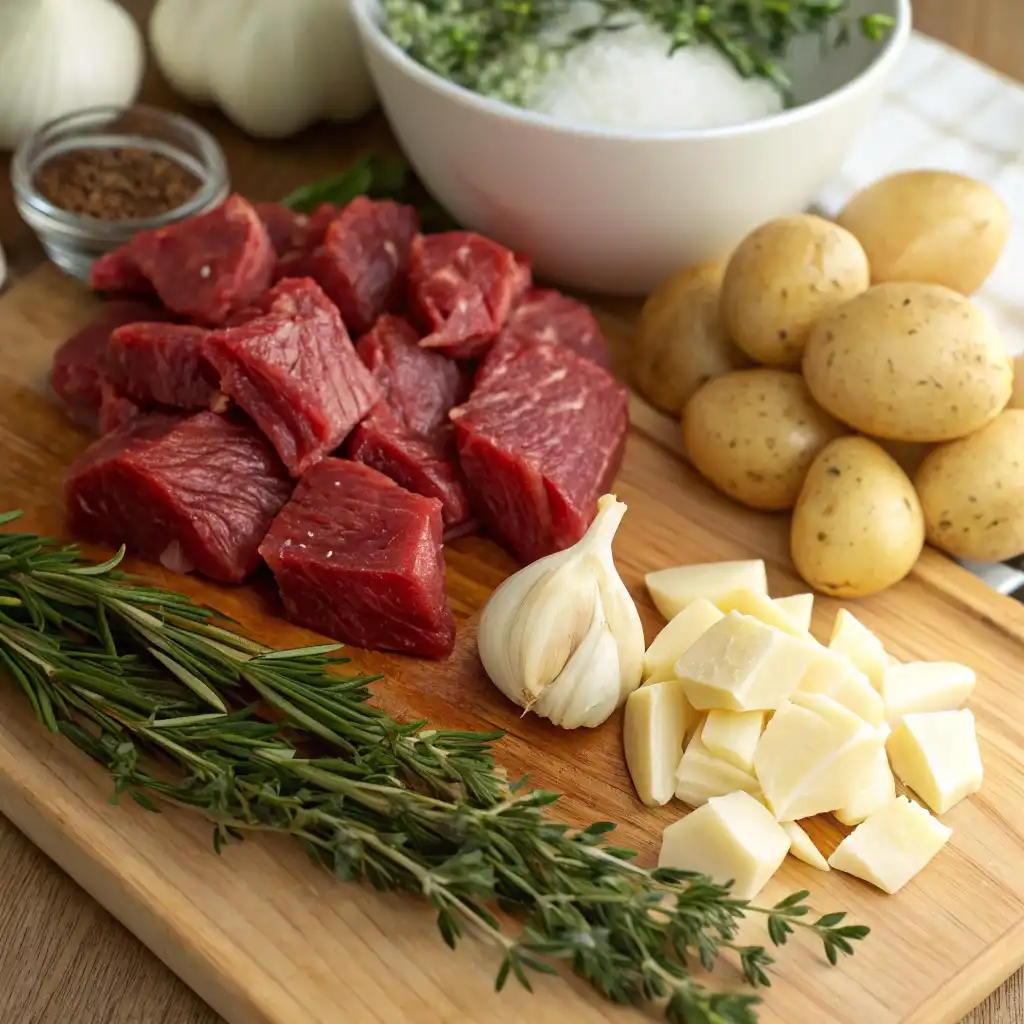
52 192 629 658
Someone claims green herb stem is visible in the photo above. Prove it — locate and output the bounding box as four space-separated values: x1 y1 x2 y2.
0 515 868 1024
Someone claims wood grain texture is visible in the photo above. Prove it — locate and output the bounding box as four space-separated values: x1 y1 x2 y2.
0 2 1021 1024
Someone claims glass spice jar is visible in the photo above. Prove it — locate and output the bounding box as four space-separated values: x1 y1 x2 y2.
11 104 230 282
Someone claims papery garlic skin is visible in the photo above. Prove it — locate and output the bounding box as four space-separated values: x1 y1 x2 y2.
0 0 145 150
477 495 645 730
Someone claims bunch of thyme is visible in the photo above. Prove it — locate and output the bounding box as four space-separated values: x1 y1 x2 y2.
0 513 867 1023
380 0 894 107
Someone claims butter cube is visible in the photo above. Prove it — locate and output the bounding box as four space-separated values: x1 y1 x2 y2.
774 593 814 632
781 821 829 871
828 795 952 894
659 791 791 900
715 587 816 642
881 662 976 725
677 612 817 712
643 599 724 681
887 709 983 815
624 680 699 807
829 609 888 691
799 648 885 726
754 693 885 821
674 730 761 808
833 743 896 826
645 560 767 620
701 710 766 773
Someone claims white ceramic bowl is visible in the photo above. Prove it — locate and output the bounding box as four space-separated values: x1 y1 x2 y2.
351 0 911 295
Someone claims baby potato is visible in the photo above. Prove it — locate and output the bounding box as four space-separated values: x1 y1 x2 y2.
683 368 847 510
633 261 748 415
1009 354 1024 410
720 214 870 366
837 170 1009 295
802 282 1012 442
791 436 924 597
915 410 1024 562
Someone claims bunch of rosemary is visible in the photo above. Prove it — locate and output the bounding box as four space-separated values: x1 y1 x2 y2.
380 0 895 106
0 512 867 1023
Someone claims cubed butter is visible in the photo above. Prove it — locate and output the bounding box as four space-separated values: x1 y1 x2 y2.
781 820 830 871
676 612 818 712
623 680 699 807
674 730 761 808
645 560 767 620
659 791 791 900
829 609 888 691
887 709 983 815
774 593 814 632
643 599 724 681
715 587 816 642
799 648 885 726
754 693 885 821
701 710 765 773
828 795 952 894
881 661 976 725
833 743 896 826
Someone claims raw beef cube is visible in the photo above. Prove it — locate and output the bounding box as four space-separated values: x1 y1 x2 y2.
356 315 461 437
49 301 171 430
90 248 155 297
92 195 276 325
255 202 309 255
107 322 217 410
64 410 293 583
310 197 419 335
348 404 471 528
274 203 339 280
451 343 628 564
409 232 532 359
203 278 381 476
97 383 142 435
260 458 455 658
260 275 339 320
476 289 611 387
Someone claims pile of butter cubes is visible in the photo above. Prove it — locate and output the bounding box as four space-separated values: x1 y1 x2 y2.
624 559 981 899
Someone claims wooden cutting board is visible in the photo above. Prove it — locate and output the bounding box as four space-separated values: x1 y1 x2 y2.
4 188 1024 1024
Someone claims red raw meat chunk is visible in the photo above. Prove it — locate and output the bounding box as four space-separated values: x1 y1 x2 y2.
409 232 531 359
90 195 275 325
476 289 611 387
260 458 455 658
97 383 142 435
255 202 309 255
203 277 380 476
274 203 339 279
64 410 293 583
90 248 155 297
451 343 628 564
49 301 171 430
310 197 419 335
348 405 470 528
107 322 217 410
356 315 461 437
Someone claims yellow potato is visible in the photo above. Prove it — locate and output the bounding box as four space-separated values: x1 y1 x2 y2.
802 282 1012 442
1009 355 1024 410
720 214 870 366
633 261 748 415
914 410 1024 562
791 436 924 597
838 170 1009 295
683 369 847 510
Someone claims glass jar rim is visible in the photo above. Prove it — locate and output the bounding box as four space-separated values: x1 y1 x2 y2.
10 103 230 238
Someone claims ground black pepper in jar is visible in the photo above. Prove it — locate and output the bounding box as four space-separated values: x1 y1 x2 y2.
34 146 202 221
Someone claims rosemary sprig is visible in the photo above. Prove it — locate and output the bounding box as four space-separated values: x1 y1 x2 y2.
0 513 868 1023
380 0 895 107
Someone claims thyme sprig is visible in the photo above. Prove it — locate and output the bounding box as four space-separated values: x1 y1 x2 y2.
0 512 868 1023
380 0 895 107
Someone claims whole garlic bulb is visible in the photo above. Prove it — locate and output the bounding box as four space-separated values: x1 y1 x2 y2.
149 0 377 140
478 495 645 730
0 0 145 150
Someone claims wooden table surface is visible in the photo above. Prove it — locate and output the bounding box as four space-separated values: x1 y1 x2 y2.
0 3 1020 1023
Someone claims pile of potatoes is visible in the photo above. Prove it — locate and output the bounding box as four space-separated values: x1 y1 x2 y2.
632 169 1022 598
